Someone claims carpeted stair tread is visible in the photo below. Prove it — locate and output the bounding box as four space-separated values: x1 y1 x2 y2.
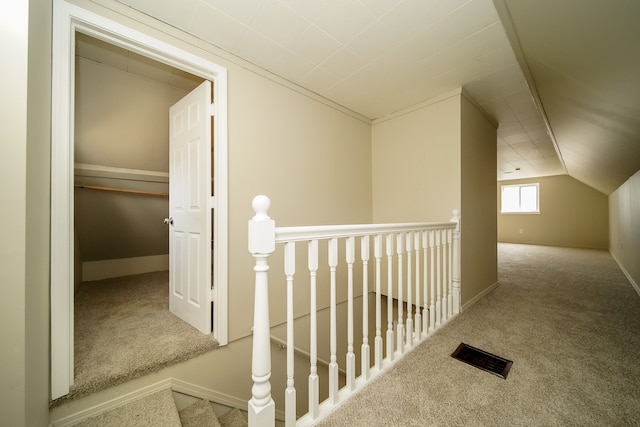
216 407 249 427
179 399 221 427
71 388 181 427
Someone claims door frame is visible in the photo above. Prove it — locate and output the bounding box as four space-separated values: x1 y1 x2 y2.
51 0 228 399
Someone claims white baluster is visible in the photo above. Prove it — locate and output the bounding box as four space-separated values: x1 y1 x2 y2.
414 231 421 341
451 210 461 315
396 233 405 354
308 240 319 419
361 235 370 380
284 242 296 427
328 238 339 404
428 230 435 333
405 232 413 347
447 228 453 319
248 196 275 427
386 233 394 361
374 234 383 369
441 230 448 322
435 229 442 329
346 236 355 391
422 231 429 338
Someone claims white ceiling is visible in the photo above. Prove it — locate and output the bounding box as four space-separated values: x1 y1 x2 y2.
75 33 204 92
78 0 640 194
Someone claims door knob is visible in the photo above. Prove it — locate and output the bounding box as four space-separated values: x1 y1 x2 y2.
163 217 173 225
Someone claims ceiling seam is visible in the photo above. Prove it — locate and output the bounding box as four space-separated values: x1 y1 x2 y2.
491 0 568 175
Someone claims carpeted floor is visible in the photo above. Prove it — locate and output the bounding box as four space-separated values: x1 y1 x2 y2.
317 243 640 426
53 270 219 405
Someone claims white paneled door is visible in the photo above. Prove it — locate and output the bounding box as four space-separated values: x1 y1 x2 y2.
168 80 213 334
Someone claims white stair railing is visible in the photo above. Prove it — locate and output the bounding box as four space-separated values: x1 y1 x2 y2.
248 195 461 427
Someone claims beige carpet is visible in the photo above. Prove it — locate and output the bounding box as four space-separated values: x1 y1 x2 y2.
179 401 248 427
318 244 640 426
53 270 219 405
179 399 221 427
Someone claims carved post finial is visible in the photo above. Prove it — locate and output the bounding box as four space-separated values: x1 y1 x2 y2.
451 209 460 225
249 196 275 255
252 195 271 220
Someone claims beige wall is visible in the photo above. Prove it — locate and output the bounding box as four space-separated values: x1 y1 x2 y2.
26 1 53 424
74 184 169 261
460 95 498 306
227 64 372 341
75 57 194 172
1 0 52 426
73 58 184 264
371 91 498 307
498 175 609 249
371 92 461 223
1 4 29 424
609 170 640 291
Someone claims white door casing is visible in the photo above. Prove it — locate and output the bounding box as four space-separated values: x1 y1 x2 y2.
51 0 228 399
169 80 212 334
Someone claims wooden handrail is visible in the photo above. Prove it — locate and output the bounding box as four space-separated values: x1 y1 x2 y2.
74 184 168 198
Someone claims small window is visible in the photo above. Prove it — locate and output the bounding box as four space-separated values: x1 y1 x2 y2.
501 183 539 213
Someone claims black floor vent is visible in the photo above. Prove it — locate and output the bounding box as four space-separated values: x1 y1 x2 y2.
451 343 513 379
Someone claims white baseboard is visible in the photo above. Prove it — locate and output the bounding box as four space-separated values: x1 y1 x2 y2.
50 379 173 427
610 250 640 298
82 254 169 281
461 281 501 312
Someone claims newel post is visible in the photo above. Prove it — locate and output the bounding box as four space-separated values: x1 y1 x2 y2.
248 195 276 427
451 209 461 315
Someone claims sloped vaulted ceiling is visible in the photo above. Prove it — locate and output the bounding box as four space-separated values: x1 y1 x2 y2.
495 0 640 194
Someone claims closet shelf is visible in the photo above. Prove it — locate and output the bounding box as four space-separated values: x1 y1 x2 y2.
74 184 168 197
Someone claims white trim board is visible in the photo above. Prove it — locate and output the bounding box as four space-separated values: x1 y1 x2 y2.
461 281 501 312
50 379 174 427
610 250 640 298
51 0 229 400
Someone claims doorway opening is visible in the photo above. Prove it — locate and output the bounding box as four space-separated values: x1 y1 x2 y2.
51 0 228 400
64 33 219 401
